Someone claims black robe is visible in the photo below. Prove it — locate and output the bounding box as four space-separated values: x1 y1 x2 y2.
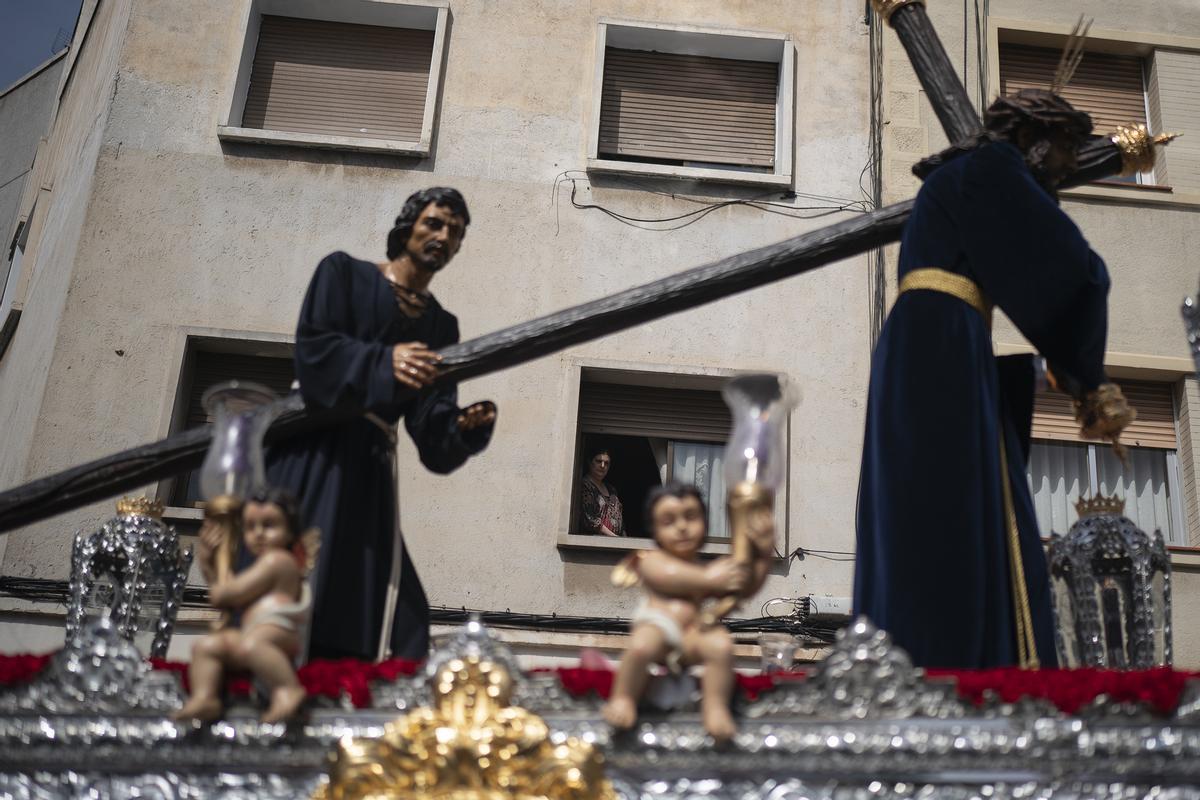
854 141 1111 669
267 251 492 661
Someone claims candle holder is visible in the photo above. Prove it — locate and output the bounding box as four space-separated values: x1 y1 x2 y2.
702 374 794 626
197 380 279 628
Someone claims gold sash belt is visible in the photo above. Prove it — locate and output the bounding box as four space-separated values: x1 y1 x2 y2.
895 266 1038 667
898 268 993 329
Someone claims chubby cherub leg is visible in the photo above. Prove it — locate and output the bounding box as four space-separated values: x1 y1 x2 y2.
686 625 737 743
604 622 670 730
234 625 306 723
174 629 241 722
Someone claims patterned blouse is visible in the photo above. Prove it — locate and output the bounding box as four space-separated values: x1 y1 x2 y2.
580 477 624 536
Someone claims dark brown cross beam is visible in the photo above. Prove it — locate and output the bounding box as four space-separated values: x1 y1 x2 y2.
0 1 1164 534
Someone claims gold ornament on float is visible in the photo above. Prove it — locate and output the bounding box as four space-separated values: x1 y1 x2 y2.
314 654 616 800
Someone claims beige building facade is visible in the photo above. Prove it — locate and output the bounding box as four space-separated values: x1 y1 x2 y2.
0 0 1197 666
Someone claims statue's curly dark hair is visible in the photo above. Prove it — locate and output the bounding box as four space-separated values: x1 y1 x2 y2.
913 88 1094 180
385 187 471 260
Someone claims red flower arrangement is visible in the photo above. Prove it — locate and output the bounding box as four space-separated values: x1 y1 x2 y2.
2 653 1195 715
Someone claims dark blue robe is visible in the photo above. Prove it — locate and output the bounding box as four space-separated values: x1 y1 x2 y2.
267 251 492 661
854 141 1110 668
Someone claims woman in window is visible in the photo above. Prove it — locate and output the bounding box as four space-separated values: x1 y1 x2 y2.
581 448 624 537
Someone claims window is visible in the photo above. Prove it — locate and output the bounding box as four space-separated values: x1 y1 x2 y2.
1026 380 1187 545
588 21 794 186
218 0 448 156
574 377 733 540
998 41 1150 184
168 345 295 509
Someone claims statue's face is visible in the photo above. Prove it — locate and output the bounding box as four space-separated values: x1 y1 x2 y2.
652 494 707 559
1018 124 1081 189
406 202 466 273
243 501 293 556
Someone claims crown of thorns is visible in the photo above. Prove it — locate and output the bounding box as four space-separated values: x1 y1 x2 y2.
983 88 1094 140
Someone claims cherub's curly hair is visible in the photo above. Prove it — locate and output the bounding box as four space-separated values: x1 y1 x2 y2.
385 187 471 260
644 482 708 532
248 487 303 542
913 88 1094 179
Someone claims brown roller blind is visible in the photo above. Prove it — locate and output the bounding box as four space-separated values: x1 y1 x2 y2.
579 382 731 443
184 351 296 428
999 43 1147 135
243 16 434 141
1031 380 1177 450
598 48 777 168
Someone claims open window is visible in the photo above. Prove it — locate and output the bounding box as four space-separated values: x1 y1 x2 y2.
570 370 734 541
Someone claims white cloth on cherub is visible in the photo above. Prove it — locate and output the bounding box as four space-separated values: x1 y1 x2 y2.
244 581 314 666
631 600 685 673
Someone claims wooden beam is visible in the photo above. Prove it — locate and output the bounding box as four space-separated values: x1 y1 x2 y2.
0 201 913 534
874 1 983 144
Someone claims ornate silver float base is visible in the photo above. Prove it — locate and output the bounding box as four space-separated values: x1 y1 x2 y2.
2 618 1198 799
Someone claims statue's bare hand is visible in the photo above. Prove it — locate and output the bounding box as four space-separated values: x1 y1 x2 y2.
392 342 440 390
457 401 497 432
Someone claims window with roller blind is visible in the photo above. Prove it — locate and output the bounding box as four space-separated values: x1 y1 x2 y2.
998 41 1152 185
168 345 296 509
1025 380 1187 545
218 1 448 156
587 21 794 186
572 377 736 540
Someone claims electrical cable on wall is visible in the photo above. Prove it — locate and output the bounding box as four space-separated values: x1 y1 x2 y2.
0 577 847 645
551 170 871 234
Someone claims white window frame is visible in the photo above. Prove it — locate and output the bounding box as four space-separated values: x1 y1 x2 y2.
557 357 790 558
587 19 794 188
217 0 449 156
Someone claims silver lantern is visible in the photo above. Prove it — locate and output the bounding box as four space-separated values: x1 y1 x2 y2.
1047 494 1172 669
65 496 193 658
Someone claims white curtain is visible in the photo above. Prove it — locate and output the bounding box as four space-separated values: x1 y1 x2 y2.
672 442 728 539
1026 442 1089 536
1096 446 1178 545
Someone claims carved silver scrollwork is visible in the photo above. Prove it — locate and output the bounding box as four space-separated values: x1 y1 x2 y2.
1048 504 1172 669
371 615 589 714
743 616 966 719
1181 295 1200 376
65 505 193 659
0 615 184 714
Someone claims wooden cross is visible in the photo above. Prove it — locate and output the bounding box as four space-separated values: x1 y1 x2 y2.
0 1 1173 533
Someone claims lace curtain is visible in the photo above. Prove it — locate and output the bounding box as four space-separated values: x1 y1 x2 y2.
1027 441 1181 545
671 442 729 539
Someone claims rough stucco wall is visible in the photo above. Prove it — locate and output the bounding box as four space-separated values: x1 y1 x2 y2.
0 0 873 636
0 0 133 574
882 0 1200 665
0 56 65 264
1153 49 1200 193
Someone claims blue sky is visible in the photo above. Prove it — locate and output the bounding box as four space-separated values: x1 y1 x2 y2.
0 0 84 91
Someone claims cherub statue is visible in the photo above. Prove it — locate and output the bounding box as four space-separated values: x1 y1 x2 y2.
602 482 773 742
174 487 318 723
